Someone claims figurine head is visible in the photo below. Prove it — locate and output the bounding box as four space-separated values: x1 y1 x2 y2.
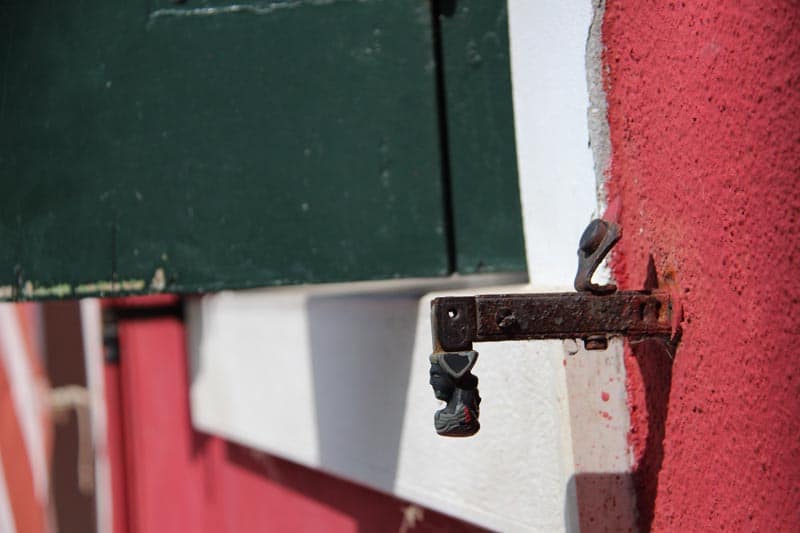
429 361 455 401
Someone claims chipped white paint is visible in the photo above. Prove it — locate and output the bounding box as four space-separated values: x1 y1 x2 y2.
586 0 613 210
0 279 151 301
150 268 166 291
74 279 146 295
31 284 72 299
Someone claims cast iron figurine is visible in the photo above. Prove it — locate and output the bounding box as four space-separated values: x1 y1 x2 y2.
429 350 481 436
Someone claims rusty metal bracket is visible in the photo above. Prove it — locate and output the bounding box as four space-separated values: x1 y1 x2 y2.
431 290 673 353
428 219 678 437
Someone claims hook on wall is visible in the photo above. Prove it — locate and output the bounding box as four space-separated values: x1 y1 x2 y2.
428 219 678 437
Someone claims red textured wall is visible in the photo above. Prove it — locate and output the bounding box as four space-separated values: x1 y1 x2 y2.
603 1 800 530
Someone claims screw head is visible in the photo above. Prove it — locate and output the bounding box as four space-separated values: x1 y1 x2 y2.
495 309 517 329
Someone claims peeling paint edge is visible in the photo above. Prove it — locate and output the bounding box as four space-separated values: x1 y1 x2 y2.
30 284 72 299
74 280 147 295
0 279 151 301
585 0 615 290
586 0 611 216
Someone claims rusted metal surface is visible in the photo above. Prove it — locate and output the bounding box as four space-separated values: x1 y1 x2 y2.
431 291 673 352
430 219 675 353
428 219 681 437
431 296 475 353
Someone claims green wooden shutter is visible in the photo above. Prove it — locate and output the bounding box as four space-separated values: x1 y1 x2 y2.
0 0 525 300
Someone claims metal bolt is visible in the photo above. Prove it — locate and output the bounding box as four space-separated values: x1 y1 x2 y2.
584 335 608 350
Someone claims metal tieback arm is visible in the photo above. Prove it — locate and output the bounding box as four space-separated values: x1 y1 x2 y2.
428 219 677 437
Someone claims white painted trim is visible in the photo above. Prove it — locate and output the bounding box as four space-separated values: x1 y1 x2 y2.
0 305 48 503
508 0 601 289
80 299 113 533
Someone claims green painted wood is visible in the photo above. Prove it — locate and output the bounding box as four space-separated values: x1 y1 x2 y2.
437 0 527 274
0 0 449 299
0 0 526 300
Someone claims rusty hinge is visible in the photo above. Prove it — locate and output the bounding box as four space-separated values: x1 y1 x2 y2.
428 219 680 437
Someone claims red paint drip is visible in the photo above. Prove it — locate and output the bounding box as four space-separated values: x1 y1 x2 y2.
601 391 610 402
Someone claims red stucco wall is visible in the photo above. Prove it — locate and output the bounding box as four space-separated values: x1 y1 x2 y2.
603 1 800 530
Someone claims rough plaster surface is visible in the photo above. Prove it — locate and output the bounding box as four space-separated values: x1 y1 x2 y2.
603 1 800 530
586 0 612 212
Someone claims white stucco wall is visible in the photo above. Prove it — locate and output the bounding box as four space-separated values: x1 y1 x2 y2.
187 2 634 530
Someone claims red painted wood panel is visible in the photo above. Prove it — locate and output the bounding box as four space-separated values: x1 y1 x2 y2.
104 362 129 533
118 315 224 533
